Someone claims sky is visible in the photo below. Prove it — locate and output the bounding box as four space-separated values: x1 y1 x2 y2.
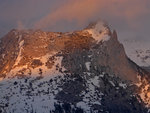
0 0 150 41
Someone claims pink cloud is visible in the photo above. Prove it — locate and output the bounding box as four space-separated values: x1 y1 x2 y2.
34 0 150 29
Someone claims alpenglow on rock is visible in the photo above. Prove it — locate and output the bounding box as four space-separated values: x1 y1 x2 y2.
0 21 150 113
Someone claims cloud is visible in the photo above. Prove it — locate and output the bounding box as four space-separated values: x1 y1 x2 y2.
0 0 150 39
34 0 100 29
17 21 25 30
34 0 150 30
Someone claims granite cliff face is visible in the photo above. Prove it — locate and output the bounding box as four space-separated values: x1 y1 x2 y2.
0 21 150 113
0 21 138 82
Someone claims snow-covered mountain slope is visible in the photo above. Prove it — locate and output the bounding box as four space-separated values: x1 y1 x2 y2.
120 39 150 67
0 21 150 113
0 70 147 113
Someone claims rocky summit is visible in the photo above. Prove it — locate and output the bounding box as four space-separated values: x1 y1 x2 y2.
0 21 150 113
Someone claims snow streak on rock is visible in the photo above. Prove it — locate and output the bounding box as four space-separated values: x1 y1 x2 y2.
14 37 24 67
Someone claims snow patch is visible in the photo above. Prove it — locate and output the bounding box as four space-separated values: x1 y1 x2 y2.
99 74 104 77
119 83 127 89
8 53 66 78
90 76 99 87
76 102 90 112
78 74 103 112
0 75 64 113
2 54 5 59
85 62 91 71
109 81 115 86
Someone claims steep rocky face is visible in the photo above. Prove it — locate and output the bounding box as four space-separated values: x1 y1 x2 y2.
0 22 138 82
0 30 19 78
0 21 150 113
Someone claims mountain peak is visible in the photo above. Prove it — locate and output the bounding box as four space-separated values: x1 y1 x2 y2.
0 21 150 112
84 20 111 43
0 21 138 82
